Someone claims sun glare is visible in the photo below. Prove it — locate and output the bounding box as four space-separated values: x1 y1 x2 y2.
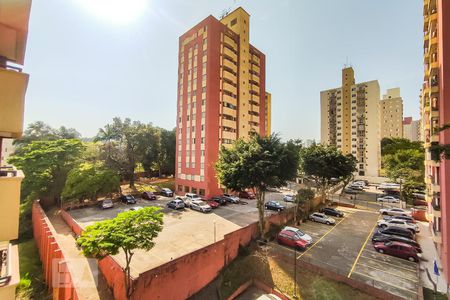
76 0 149 24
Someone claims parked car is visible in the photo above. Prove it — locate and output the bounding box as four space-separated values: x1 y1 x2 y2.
375 227 415 240
383 215 416 224
167 199 185 210
379 208 411 216
283 194 295 202
120 195 136 204
377 195 400 203
277 229 309 250
320 207 344 217
309 213 335 225
99 199 114 209
210 196 227 206
239 191 256 199
205 200 219 209
377 219 419 233
265 201 285 212
185 193 202 202
223 194 240 204
190 200 212 213
348 185 364 191
353 180 369 186
128 206 144 211
344 188 359 194
282 226 313 245
373 241 420 262
371 233 422 253
142 191 157 200
160 188 174 197
413 199 428 206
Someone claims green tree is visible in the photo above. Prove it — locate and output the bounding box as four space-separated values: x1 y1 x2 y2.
77 207 163 300
216 133 299 235
295 188 315 224
381 137 423 156
8 139 84 207
14 121 81 148
300 144 356 204
62 162 120 202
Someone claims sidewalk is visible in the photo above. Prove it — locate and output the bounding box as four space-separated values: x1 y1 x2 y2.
47 208 112 300
417 222 448 294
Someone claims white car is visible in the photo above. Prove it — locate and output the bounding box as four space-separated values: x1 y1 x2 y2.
185 193 202 201
377 219 419 233
190 200 212 213
377 195 400 203
126 206 144 212
283 226 313 244
309 213 336 225
379 208 411 216
283 194 295 202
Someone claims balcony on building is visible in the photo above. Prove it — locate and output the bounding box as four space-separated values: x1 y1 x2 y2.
0 166 23 242
0 242 19 300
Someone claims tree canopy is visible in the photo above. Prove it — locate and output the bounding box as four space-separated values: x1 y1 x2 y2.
77 207 163 299
381 138 423 156
216 133 299 235
14 121 81 148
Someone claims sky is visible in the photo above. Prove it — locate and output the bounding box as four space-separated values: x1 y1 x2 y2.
23 0 423 140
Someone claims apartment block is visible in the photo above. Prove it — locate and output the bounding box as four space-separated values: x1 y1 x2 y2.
0 139 14 166
0 0 31 298
421 0 450 283
265 92 271 135
403 117 420 141
321 67 380 177
380 88 404 139
175 7 268 198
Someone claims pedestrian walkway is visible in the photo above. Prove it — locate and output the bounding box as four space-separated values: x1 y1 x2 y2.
46 208 112 300
417 222 448 294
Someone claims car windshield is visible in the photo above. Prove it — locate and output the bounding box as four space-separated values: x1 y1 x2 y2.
294 230 305 237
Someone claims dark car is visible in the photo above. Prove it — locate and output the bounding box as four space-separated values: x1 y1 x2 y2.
344 188 359 194
222 194 240 204
383 215 416 224
376 227 414 240
142 191 157 200
277 229 309 250
320 207 344 217
265 201 285 212
210 196 227 205
372 233 422 253
373 241 420 262
160 188 174 197
239 191 256 199
120 195 136 204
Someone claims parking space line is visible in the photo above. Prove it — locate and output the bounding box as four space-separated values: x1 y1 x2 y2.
359 255 417 272
297 217 346 260
347 216 380 278
352 271 418 295
357 263 419 283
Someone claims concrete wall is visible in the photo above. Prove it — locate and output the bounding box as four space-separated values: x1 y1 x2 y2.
32 203 79 300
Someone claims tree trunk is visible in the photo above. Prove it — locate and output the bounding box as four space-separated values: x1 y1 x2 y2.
256 190 266 236
123 249 134 300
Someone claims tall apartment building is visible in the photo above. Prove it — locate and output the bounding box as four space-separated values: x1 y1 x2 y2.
175 7 269 198
0 139 15 166
421 0 450 283
320 67 380 177
403 117 420 141
380 88 404 139
0 0 31 298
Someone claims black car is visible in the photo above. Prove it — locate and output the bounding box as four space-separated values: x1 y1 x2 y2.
383 215 415 224
372 233 422 253
160 188 174 197
265 201 285 212
210 196 227 205
320 207 344 217
344 188 359 194
376 227 414 240
120 195 136 204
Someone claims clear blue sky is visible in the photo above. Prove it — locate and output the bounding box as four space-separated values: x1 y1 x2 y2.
24 0 423 140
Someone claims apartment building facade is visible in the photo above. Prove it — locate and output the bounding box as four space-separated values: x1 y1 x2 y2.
380 88 404 139
421 0 450 283
403 117 420 141
321 67 380 177
175 7 269 198
0 0 31 298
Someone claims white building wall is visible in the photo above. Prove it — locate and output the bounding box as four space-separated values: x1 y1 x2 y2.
361 80 380 177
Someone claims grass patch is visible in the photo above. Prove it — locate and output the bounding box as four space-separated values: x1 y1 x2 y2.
16 239 51 300
219 248 376 300
423 287 447 300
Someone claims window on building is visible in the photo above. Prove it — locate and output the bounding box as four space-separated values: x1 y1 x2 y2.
199 189 205 196
185 186 190 193
230 18 237 26
178 185 183 192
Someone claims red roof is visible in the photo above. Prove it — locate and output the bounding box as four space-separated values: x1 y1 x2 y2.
403 117 413 125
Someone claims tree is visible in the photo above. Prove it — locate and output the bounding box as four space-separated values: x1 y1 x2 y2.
216 133 299 235
295 188 315 224
95 118 152 187
300 144 356 204
77 207 163 300
381 137 423 156
62 162 120 202
8 139 84 207
14 121 81 148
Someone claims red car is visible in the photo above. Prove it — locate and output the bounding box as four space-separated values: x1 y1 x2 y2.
142 191 157 200
239 191 256 199
277 229 308 250
206 200 219 209
373 241 420 262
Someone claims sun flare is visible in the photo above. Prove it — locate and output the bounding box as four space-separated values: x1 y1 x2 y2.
76 0 149 24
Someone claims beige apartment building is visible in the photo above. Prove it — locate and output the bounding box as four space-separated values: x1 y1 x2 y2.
0 1 31 298
0 139 14 166
403 117 420 141
321 67 381 177
380 88 404 139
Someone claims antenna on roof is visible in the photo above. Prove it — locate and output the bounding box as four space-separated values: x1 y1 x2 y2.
219 7 232 19
344 56 353 68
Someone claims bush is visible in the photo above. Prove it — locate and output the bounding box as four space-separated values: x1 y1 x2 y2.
18 196 34 241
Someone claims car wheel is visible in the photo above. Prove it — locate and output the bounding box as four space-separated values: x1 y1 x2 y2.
277 208 281 212
380 224 387 229
408 256 417 262
382 212 387 215
326 221 330 225
377 249 384 254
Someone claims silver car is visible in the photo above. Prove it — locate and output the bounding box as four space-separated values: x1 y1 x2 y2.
309 212 336 225
190 200 212 213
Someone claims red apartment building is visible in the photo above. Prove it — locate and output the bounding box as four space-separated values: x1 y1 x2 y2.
175 7 270 198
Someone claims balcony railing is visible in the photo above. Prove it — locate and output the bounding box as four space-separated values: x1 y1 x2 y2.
0 243 12 286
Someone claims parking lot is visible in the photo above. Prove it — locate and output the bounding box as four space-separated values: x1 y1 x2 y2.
268 206 420 299
68 191 294 277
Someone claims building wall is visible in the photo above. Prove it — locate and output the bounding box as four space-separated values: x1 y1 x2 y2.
0 138 14 166
403 119 420 141
265 92 271 135
380 88 404 139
